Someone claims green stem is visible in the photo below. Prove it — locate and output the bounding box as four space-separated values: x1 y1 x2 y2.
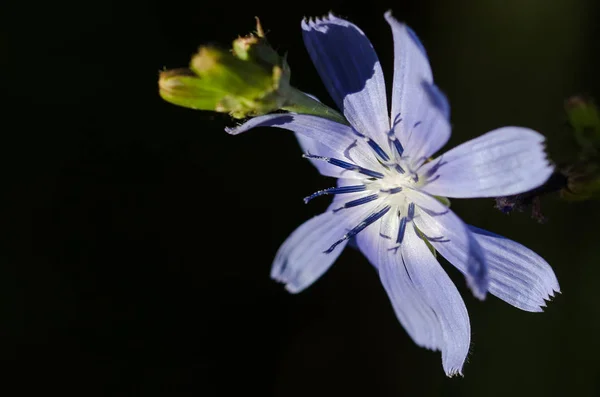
282 87 348 125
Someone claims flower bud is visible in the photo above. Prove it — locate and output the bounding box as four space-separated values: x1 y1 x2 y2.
159 19 291 119
565 96 600 157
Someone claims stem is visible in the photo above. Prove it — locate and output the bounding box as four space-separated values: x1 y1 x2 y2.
282 87 348 125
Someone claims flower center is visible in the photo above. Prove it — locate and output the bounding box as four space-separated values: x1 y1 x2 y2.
301 123 448 254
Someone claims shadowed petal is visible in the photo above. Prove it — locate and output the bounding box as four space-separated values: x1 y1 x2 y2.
226 113 380 173
420 127 554 198
401 225 471 376
356 213 443 351
406 189 488 299
302 14 390 147
468 226 560 312
272 198 380 293
385 11 451 161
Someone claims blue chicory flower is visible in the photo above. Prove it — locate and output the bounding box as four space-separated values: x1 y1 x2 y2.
226 12 560 376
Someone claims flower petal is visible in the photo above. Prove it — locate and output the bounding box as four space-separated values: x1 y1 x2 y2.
420 127 554 198
272 198 380 293
226 113 380 173
302 14 390 147
385 11 451 161
294 132 350 178
356 213 443 351
355 211 470 376
406 189 489 300
291 93 349 176
401 225 471 377
468 226 560 312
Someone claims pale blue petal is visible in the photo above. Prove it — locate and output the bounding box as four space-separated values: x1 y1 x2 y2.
302 14 390 147
226 113 380 172
401 225 471 377
356 213 443 351
291 93 348 176
469 226 560 312
406 189 489 299
420 127 554 198
355 212 470 376
272 198 381 293
385 11 451 161
295 131 349 178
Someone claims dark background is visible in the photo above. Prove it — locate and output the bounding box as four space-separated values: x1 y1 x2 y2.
2 0 600 395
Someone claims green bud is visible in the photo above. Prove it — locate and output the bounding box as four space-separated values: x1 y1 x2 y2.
159 45 289 119
158 68 222 110
232 18 283 68
561 162 600 201
159 18 345 123
565 96 600 157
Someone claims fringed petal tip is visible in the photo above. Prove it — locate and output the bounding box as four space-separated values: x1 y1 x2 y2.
270 264 308 295
524 261 560 313
383 10 399 26
536 287 561 312
529 129 555 169
224 125 238 135
284 283 303 294
467 226 560 313
300 16 327 32
384 11 428 58
445 367 464 378
224 114 297 135
302 12 359 31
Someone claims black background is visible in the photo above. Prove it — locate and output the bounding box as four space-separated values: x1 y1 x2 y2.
2 0 600 395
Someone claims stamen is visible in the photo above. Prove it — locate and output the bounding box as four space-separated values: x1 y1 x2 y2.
413 156 429 167
366 139 390 162
349 128 391 162
407 202 415 220
420 174 441 187
422 157 448 179
396 216 407 244
389 203 415 252
388 113 405 158
324 206 391 253
405 120 422 149
333 194 379 212
391 139 405 157
304 185 367 204
421 205 449 217
414 224 450 243
394 164 406 174
303 154 385 179
343 140 358 161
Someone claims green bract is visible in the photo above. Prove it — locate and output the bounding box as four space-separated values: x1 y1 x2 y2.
159 19 345 123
